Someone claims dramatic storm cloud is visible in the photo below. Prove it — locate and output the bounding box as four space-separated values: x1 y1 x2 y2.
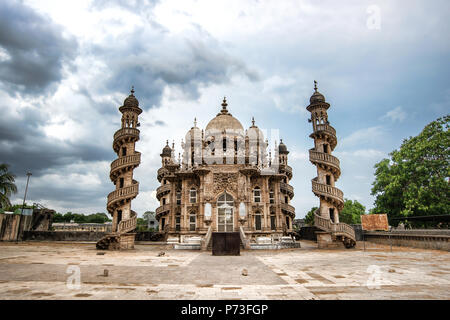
0 0 449 217
0 1 78 95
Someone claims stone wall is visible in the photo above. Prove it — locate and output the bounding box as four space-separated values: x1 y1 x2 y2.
23 231 107 241
364 230 450 251
22 230 165 242
0 214 32 241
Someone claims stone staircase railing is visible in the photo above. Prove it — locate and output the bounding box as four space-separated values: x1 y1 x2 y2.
239 226 250 249
118 210 137 234
314 210 356 248
201 225 213 250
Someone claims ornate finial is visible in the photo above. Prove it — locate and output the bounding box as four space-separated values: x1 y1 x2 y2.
314 80 318 92
222 96 227 108
131 85 135 95
166 139 169 146
172 140 175 149
194 117 197 127
280 138 283 143
252 117 255 126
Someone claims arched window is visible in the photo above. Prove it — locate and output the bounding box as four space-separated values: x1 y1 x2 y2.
253 187 261 203
176 191 181 205
270 213 276 230
175 213 181 231
286 216 290 229
269 190 274 204
189 212 196 231
217 192 234 232
255 212 262 231
189 188 197 203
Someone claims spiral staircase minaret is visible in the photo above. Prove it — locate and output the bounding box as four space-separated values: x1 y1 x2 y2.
307 81 356 249
96 87 142 250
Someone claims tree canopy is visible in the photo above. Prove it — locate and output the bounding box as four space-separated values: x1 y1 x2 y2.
304 207 318 226
0 164 18 209
52 212 111 223
371 115 449 222
339 199 365 224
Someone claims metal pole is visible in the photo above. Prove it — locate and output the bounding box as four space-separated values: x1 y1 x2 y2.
21 172 32 215
363 231 366 252
389 227 392 253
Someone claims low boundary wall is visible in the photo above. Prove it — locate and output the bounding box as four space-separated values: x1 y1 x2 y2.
364 230 450 251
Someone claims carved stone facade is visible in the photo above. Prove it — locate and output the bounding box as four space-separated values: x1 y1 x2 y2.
156 98 295 242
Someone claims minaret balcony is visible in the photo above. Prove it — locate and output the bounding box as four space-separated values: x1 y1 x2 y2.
309 149 341 179
156 184 171 201
110 152 141 181
280 203 295 218
157 167 168 182
106 182 139 212
113 127 140 152
279 182 294 198
311 178 344 208
310 124 337 149
155 204 171 220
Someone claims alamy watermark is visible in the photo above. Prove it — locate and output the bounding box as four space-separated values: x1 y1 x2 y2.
367 5 381 30
66 265 81 290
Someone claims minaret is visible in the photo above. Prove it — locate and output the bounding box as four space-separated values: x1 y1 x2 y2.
307 81 355 248
97 87 142 250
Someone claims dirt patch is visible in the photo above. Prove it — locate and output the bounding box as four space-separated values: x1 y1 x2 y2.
6 289 30 294
276 273 288 276
31 292 54 297
295 279 308 284
221 287 242 290
146 289 158 294
74 293 92 297
333 275 345 278
196 284 214 288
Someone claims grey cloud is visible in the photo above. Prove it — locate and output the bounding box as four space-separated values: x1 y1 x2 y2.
91 0 160 11
0 106 113 178
0 0 78 95
94 28 260 109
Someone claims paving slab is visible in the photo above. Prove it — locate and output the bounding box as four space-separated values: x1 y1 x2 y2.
0 241 449 299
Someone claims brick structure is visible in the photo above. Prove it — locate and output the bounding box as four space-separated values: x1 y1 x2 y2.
96 88 142 250
156 98 295 247
307 81 356 249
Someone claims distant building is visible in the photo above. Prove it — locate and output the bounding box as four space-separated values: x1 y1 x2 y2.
146 212 159 230
52 222 112 232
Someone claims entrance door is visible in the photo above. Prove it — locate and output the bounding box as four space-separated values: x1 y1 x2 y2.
217 192 234 232
218 207 233 232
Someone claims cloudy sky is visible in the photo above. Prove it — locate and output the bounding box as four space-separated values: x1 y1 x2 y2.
1 0 449 218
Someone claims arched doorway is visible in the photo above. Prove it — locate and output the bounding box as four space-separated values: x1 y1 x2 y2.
217 192 234 232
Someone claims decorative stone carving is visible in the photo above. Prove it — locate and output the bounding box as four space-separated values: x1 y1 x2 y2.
213 172 238 195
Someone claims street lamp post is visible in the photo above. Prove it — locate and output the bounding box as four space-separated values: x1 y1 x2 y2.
21 172 32 215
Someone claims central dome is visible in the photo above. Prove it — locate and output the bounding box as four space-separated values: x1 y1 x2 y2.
205 98 244 132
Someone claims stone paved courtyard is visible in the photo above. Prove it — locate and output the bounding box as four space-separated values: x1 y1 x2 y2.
0 241 449 300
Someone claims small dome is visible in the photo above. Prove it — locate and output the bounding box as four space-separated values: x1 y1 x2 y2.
247 117 264 141
123 87 139 107
205 98 244 134
310 91 325 104
278 139 289 154
161 141 172 157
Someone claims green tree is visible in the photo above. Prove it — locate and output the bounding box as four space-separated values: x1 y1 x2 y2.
0 164 18 209
304 207 318 226
371 115 450 222
339 199 365 224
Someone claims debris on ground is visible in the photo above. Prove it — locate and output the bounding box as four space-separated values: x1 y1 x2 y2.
157 252 165 257
96 252 105 255
103 269 109 277
388 269 396 273
241 268 248 276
